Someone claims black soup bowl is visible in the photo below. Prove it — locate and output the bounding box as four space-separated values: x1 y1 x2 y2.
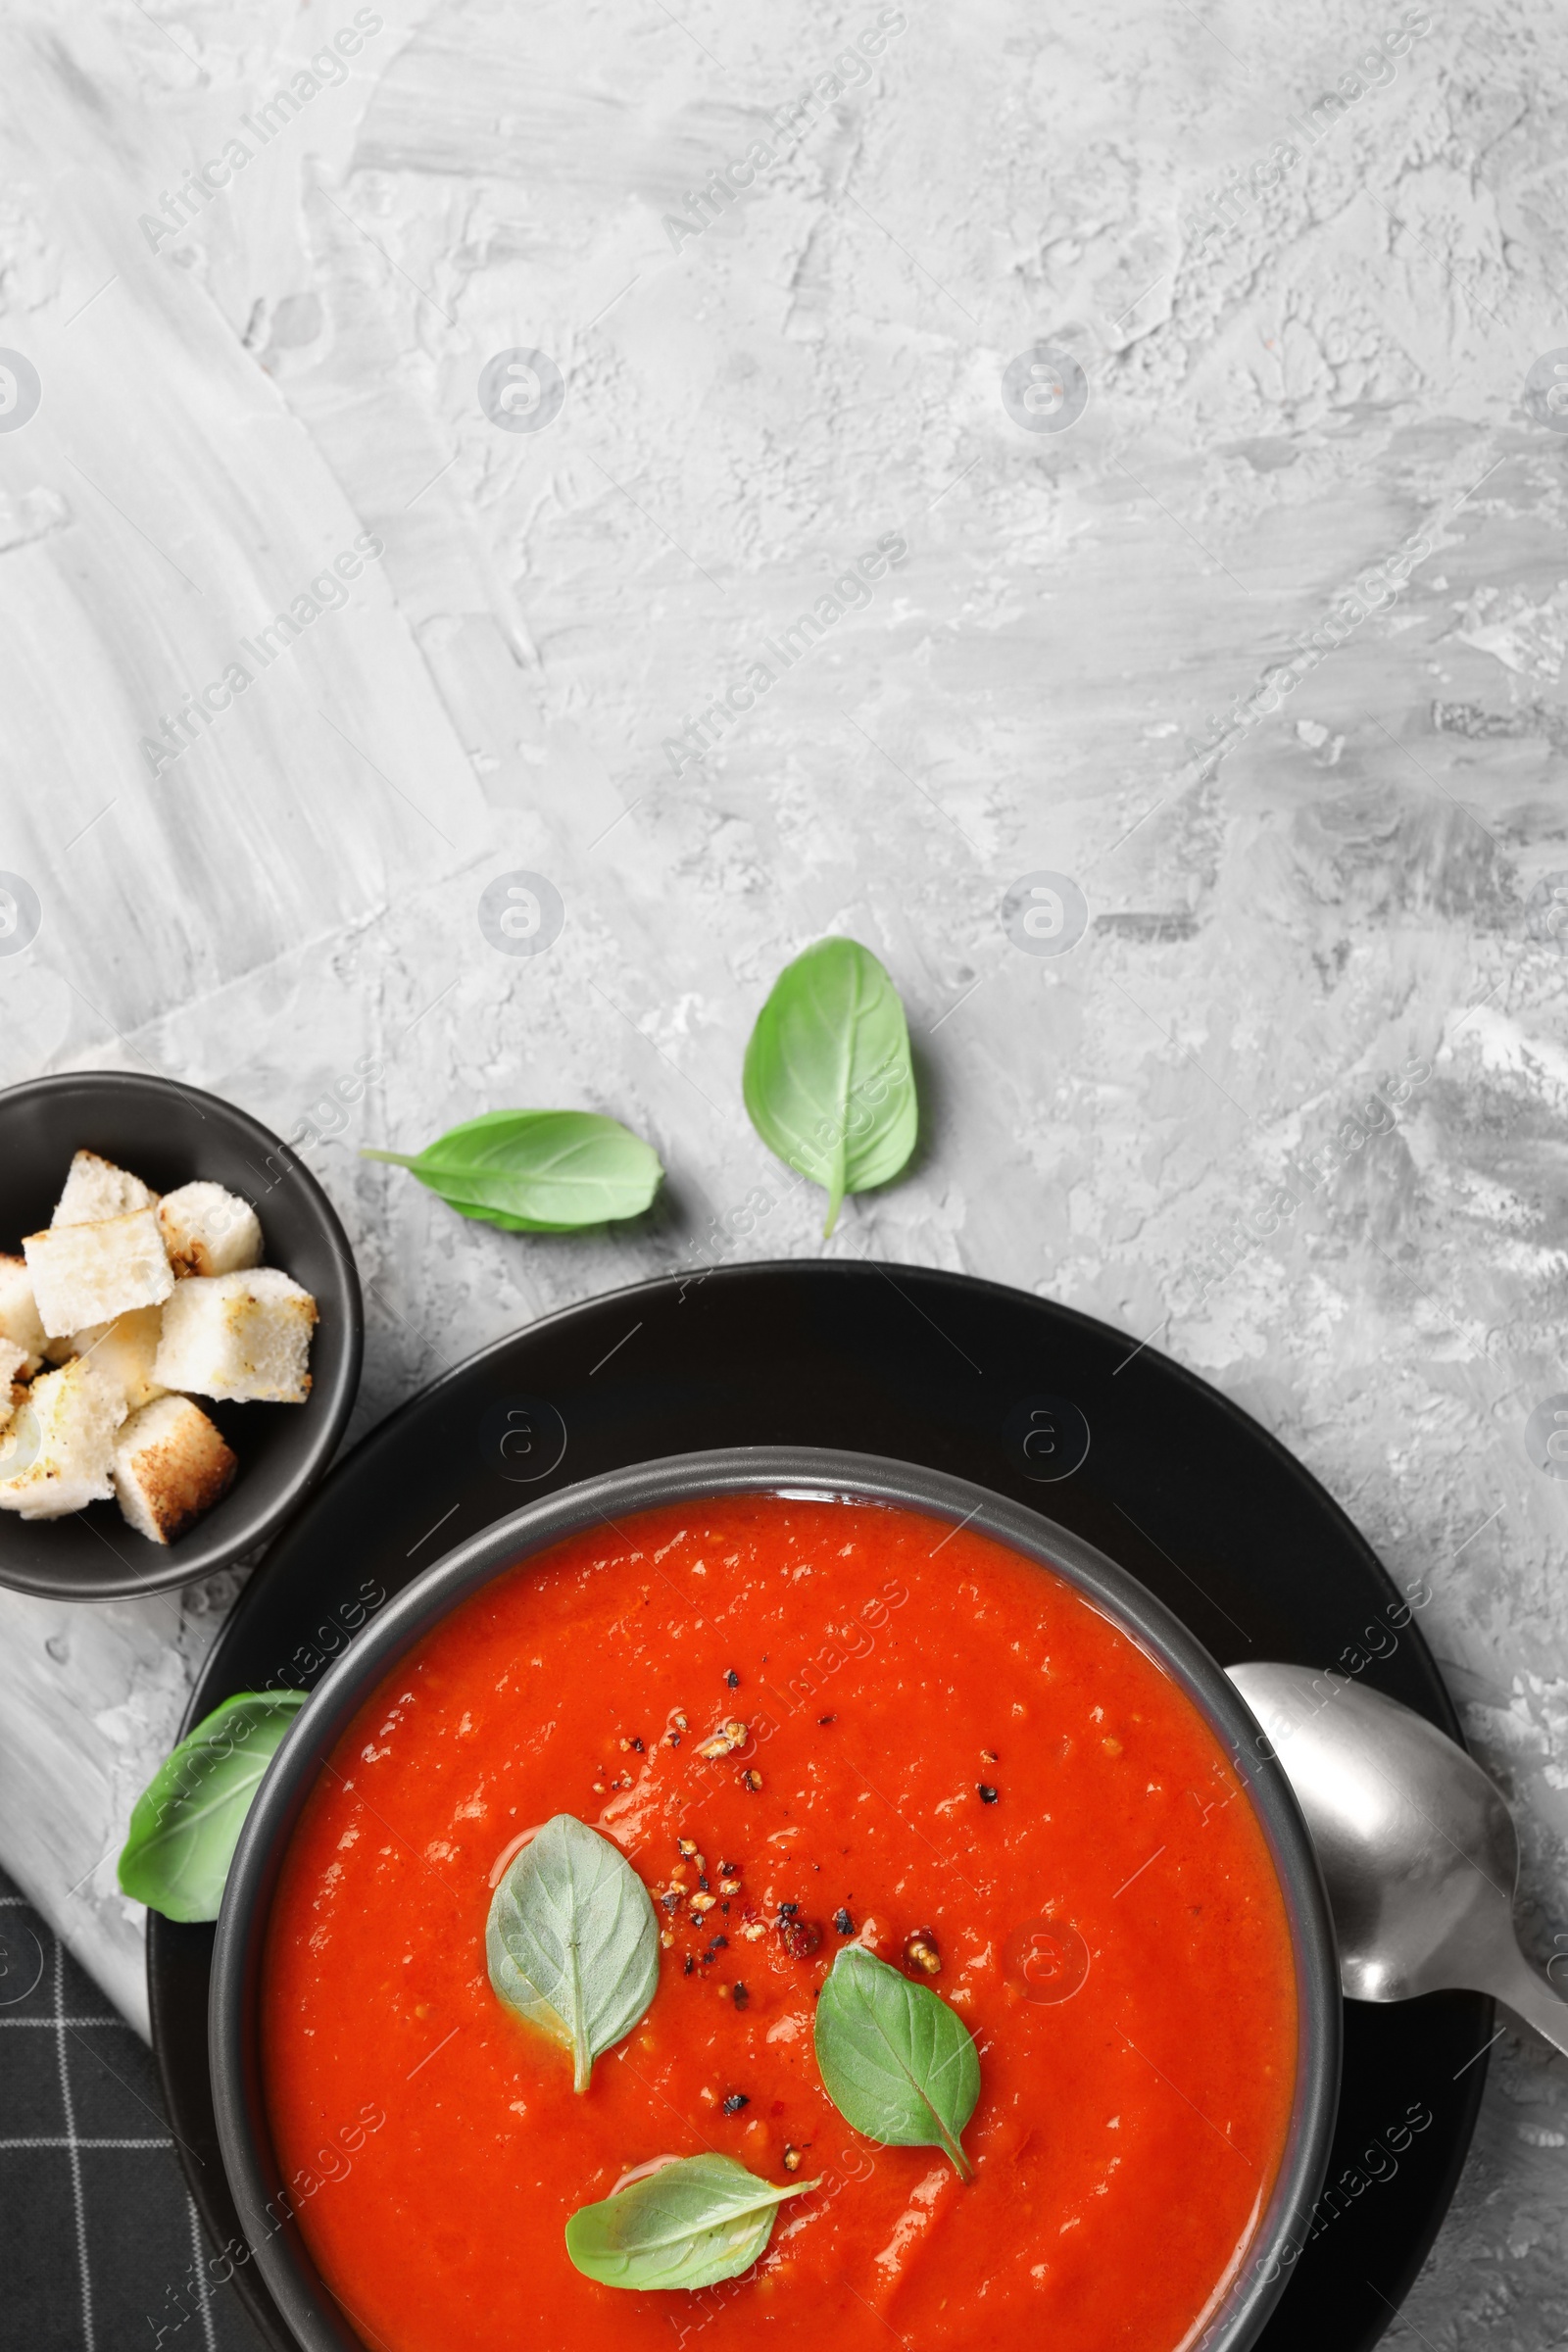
0 1069 364 1599
211 1446 1341 2352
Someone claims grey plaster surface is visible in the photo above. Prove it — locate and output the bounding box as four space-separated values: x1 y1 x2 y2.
1 0 1566 2341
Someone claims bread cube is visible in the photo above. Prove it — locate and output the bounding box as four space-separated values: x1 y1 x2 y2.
73 1304 167 1413
153 1268 317 1403
0 1341 28 1430
52 1150 158 1226
112 1395 237 1544
0 1358 126 1518
24 1209 174 1338
0 1253 47 1375
157 1182 263 1280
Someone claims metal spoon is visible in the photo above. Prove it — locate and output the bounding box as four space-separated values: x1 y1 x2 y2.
1227 1661 1568 2059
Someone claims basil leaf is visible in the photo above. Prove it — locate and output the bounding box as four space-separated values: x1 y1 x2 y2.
363 1110 662 1232
742 938 917 1236
565 2154 824 2290
486 1813 660 2092
117 1691 308 1924
813 1944 980 2180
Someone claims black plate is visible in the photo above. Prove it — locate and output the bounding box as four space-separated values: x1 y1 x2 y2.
150 1261 1490 2352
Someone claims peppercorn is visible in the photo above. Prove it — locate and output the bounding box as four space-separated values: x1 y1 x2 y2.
903 1928 942 1977
698 1718 750 1760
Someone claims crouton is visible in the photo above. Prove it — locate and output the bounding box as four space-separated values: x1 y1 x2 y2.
157 1182 263 1280
0 1253 46 1375
112 1395 237 1544
73 1304 167 1413
0 1341 28 1427
152 1268 317 1403
23 1209 174 1338
52 1149 158 1227
0 1358 126 1518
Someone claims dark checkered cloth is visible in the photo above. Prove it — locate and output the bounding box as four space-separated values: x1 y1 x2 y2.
0 1868 265 2352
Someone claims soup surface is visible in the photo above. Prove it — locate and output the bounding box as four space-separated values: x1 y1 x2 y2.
263 1494 1297 2352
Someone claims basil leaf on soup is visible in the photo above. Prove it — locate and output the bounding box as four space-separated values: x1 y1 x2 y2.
742 938 917 1237
487 1813 660 2092
565 2155 824 2290
117 1691 309 1924
813 1944 980 2180
363 1110 662 1232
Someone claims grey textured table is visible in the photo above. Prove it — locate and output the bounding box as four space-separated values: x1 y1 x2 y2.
1 1 1566 2344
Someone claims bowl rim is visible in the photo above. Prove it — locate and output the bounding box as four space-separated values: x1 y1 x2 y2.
0 1066 365 1599
211 1444 1342 2352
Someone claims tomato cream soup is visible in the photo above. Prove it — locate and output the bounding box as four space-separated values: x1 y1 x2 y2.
263 1493 1296 2351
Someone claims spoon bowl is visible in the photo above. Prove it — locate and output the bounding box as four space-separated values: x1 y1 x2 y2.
1229 1662 1568 2058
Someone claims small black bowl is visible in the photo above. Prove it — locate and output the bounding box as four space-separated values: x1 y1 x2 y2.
211 1446 1340 2352
0 1070 364 1600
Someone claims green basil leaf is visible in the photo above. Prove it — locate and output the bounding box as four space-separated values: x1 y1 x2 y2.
486 1813 660 2092
117 1691 308 1923
363 1110 662 1232
813 1943 980 2180
565 2154 824 2290
742 938 917 1236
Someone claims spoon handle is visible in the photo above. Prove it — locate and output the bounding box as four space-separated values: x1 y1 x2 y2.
1486 1944 1568 2062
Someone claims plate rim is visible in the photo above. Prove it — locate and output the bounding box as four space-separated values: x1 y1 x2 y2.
191 1257 1465 1739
